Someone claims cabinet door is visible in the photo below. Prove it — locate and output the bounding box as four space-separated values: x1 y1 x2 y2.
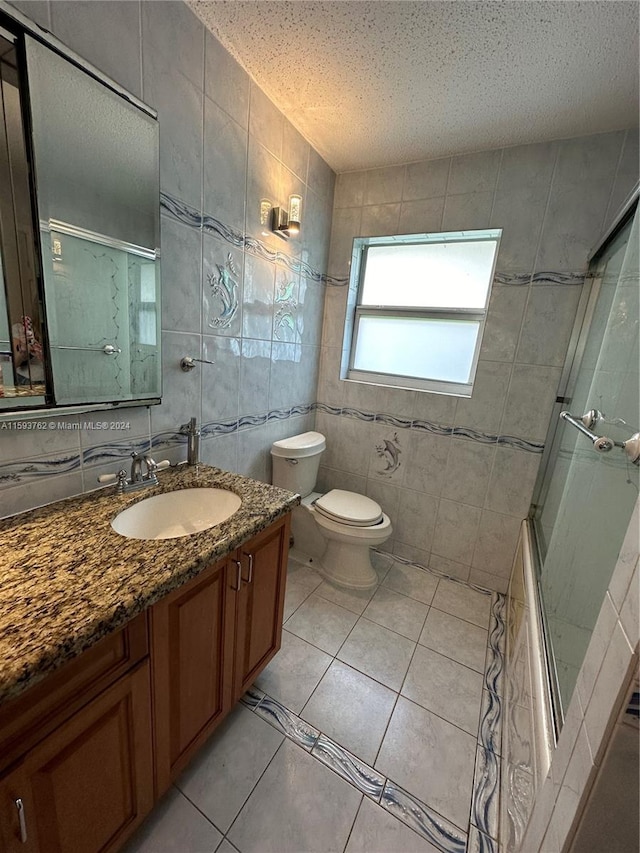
0 613 148 778
0 663 153 853
151 557 236 793
233 516 290 701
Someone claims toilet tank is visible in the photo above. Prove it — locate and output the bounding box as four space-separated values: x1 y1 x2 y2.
271 431 326 497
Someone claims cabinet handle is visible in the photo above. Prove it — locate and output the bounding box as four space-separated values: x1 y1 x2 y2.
244 552 254 584
15 798 27 844
232 560 242 591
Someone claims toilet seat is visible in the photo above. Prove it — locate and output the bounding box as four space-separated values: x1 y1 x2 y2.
314 489 383 527
313 508 392 541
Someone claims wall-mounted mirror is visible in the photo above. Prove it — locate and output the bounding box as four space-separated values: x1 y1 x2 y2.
0 17 161 414
0 28 46 407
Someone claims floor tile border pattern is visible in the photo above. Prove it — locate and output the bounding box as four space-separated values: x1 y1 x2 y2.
467 825 499 853
379 548 499 598
240 686 468 853
239 569 507 853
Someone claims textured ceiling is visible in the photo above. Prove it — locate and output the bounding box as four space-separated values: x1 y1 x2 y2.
189 1 639 172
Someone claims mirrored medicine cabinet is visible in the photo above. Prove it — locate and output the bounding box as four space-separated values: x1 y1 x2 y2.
0 12 161 416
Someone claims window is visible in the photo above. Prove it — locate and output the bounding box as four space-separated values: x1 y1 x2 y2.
343 229 501 396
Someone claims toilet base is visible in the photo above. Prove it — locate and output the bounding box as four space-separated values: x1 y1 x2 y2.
319 539 379 590
288 547 322 569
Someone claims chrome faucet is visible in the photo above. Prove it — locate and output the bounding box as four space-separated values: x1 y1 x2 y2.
130 452 158 484
180 417 200 466
97 452 170 493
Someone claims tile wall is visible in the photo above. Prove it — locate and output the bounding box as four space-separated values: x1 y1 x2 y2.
317 130 639 592
1 1 638 601
0 0 334 517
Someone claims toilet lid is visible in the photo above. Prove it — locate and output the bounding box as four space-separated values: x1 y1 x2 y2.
314 489 383 527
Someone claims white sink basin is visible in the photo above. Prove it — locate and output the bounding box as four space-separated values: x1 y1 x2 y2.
111 488 242 540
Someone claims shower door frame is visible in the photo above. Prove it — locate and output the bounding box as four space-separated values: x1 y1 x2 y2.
528 185 639 734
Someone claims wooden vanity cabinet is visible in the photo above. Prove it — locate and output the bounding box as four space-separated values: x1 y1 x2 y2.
0 623 154 853
150 555 236 793
151 514 290 793
232 518 289 702
0 514 291 851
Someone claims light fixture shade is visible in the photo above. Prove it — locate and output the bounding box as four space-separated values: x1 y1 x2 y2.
260 198 272 227
288 194 302 233
269 195 303 239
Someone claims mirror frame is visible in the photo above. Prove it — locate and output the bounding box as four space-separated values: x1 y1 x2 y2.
0 4 161 420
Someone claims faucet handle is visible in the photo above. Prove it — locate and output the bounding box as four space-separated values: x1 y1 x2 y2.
141 456 170 476
144 454 158 472
98 469 128 492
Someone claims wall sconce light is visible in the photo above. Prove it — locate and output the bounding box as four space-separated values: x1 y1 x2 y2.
266 194 302 240
260 199 272 236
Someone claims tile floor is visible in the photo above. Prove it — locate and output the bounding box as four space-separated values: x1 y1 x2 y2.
126 552 505 853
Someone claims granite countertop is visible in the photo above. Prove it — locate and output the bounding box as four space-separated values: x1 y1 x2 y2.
0 464 299 705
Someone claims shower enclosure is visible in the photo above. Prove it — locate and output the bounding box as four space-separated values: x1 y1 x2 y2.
530 193 639 727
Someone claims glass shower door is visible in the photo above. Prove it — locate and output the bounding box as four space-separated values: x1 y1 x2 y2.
532 202 639 721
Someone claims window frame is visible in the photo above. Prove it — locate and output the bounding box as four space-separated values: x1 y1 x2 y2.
342 229 501 397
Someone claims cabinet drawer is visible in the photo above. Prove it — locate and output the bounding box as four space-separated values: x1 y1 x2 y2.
0 612 148 775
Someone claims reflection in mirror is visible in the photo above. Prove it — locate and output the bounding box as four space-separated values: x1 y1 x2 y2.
41 223 159 405
0 30 47 406
25 35 160 407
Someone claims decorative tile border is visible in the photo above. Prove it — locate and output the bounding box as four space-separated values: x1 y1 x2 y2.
162 192 585 295
381 783 467 853
479 689 503 757
242 685 470 853
317 403 545 455
375 548 493 596
471 591 506 845
0 452 82 484
494 271 585 286
490 594 507 655
375 413 413 429
484 650 505 697
252 693 319 751
239 684 475 852
237 555 507 852
467 825 499 853
0 397 542 490
161 192 347 287
312 734 385 801
240 685 265 710
0 437 153 484
0 405 315 486
471 745 500 842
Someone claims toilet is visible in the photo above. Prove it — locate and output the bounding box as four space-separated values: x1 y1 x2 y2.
271 431 392 590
